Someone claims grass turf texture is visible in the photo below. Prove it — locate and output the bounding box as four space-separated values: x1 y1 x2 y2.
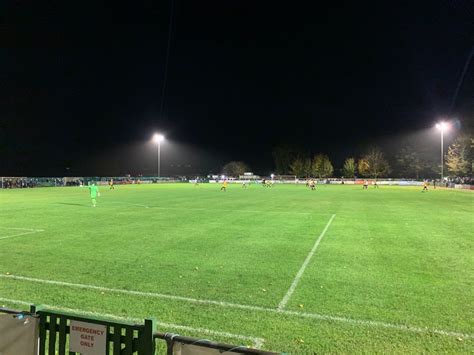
0 183 472 353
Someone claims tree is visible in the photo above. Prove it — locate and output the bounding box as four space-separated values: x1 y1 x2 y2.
303 158 312 177
289 158 305 178
359 147 390 178
445 135 472 176
272 145 300 174
322 156 334 177
222 161 249 177
342 157 356 178
395 147 426 179
312 154 333 178
357 158 370 177
311 154 324 178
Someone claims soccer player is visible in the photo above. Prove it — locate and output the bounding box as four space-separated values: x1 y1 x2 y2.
373 180 379 188
363 180 369 189
109 178 114 190
309 179 316 190
242 181 248 188
422 180 428 192
221 179 228 192
88 182 100 207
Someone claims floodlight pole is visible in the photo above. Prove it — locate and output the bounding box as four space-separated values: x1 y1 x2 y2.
436 122 449 180
440 128 444 180
158 140 161 178
153 134 165 179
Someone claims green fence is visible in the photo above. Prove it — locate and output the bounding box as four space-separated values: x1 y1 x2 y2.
33 306 154 355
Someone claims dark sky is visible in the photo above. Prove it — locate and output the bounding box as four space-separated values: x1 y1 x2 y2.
0 1 473 176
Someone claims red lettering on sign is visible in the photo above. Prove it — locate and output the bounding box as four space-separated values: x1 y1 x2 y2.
80 341 94 347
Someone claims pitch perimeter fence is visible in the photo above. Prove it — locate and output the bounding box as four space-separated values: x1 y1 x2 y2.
0 176 184 188
0 305 279 355
1 176 472 190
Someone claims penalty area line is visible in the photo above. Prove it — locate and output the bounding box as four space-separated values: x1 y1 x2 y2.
277 213 336 310
0 297 264 348
1 273 472 340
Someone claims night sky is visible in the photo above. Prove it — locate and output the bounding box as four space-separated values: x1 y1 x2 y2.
1 1 473 176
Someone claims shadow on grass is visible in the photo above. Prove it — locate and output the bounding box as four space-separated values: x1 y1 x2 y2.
56 202 91 207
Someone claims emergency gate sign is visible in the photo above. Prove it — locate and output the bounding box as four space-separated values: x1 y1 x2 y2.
69 320 107 355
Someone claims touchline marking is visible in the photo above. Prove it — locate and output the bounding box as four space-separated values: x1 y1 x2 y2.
0 228 45 241
1 274 472 339
277 214 336 310
0 297 264 348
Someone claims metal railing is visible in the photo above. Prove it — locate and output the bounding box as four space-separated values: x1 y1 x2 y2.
1 305 278 354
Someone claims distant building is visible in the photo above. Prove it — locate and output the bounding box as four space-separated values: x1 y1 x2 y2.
239 172 260 180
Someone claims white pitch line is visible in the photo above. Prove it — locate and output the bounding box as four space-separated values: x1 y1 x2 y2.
155 322 264 347
0 297 264 348
277 214 336 310
0 227 43 231
0 274 256 309
278 309 472 339
1 273 472 339
0 229 45 241
0 297 31 307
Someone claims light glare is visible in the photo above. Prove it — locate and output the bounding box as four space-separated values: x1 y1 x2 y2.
153 133 165 143
436 121 449 131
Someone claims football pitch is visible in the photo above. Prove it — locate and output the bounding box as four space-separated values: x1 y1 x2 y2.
0 183 472 353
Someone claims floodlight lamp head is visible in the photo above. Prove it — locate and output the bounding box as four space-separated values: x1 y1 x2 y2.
153 133 165 143
436 121 449 131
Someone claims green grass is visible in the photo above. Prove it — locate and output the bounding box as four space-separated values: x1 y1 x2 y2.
0 183 473 353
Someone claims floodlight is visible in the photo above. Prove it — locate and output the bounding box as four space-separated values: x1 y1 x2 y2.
436 122 449 131
153 133 165 143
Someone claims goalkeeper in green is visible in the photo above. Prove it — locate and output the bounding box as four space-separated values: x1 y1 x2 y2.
88 183 100 207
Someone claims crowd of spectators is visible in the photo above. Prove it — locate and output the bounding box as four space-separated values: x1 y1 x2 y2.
0 177 77 188
1 178 38 188
447 176 473 185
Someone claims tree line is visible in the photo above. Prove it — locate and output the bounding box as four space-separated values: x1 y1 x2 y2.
271 133 472 179
285 148 390 179
220 132 472 179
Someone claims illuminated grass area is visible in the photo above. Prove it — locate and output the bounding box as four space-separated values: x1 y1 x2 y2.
0 183 472 352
